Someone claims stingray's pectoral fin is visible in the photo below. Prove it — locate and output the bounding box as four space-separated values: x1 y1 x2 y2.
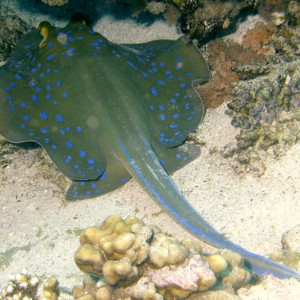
152 142 200 174
66 161 132 200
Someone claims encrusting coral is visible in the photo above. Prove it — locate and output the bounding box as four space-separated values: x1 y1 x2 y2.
74 215 254 299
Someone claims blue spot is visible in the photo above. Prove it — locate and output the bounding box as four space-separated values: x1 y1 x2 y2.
76 36 83 40
20 124 26 129
120 177 127 183
56 114 64 122
170 98 177 103
178 76 183 81
66 141 73 148
20 101 27 108
159 62 166 67
165 71 172 75
56 80 62 87
151 62 156 66
46 84 51 91
187 116 193 120
47 41 54 48
51 145 57 149
159 159 165 165
41 128 48 134
176 153 181 158
76 126 82 132
53 100 58 105
31 95 39 102
47 54 54 61
176 57 181 62
88 158 95 165
40 111 48 120
179 83 186 88
157 80 164 86
65 155 72 163
174 131 181 136
37 63 42 68
46 68 51 73
159 105 165 111
91 41 99 47
142 72 148 78
149 105 155 111
170 124 178 128
29 80 36 87
10 82 16 87
175 65 181 71
173 113 179 119
187 72 192 77
23 115 30 121
5 86 11 92
151 87 158 96
74 164 79 169
40 73 45 78
175 92 180 97
35 86 41 92
79 150 86 157
46 93 51 100
91 183 97 188
127 60 137 70
160 114 166 121
63 92 69 98
66 127 71 132
60 129 65 135
31 68 36 73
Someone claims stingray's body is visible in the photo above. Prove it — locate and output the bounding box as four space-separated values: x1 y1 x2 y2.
0 16 299 279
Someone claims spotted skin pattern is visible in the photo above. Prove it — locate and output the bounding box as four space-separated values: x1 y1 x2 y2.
0 17 299 280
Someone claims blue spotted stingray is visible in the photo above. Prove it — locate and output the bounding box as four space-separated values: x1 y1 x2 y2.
0 15 299 280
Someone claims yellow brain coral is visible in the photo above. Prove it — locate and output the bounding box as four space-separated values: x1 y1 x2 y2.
75 215 153 284
74 215 254 299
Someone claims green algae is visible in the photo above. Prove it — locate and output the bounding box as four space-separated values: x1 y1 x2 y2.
0 245 31 270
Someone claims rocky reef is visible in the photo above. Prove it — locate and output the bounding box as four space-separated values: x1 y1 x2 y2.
222 1 300 175
189 1 300 175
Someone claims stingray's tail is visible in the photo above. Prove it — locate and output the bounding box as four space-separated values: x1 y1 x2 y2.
118 137 300 280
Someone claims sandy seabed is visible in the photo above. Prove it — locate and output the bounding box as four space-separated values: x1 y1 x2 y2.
1 103 300 299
